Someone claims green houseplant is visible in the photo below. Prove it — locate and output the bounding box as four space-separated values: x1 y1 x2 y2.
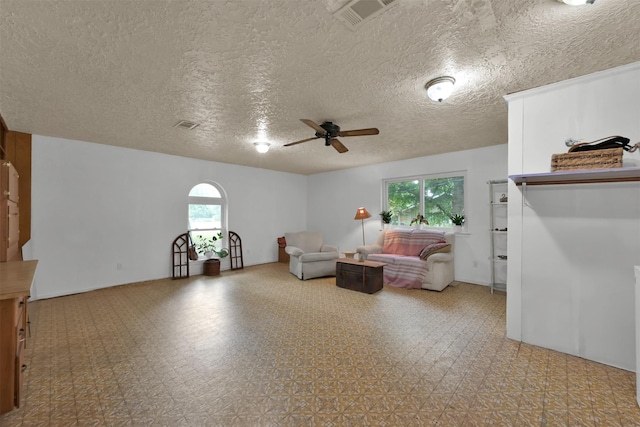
450 213 465 226
409 214 429 227
379 210 393 224
195 232 229 258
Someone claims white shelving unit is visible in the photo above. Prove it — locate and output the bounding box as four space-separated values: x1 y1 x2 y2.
489 180 508 293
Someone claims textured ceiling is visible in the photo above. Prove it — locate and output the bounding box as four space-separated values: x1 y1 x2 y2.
1 0 639 175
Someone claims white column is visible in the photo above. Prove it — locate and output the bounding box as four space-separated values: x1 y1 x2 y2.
636 265 640 406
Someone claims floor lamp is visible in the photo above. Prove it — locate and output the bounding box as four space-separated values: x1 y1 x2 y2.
354 207 371 245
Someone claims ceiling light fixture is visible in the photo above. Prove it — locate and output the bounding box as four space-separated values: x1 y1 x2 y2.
425 76 456 103
254 142 270 153
557 0 595 5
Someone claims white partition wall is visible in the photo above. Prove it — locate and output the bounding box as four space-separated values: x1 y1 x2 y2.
636 265 640 404
505 62 640 370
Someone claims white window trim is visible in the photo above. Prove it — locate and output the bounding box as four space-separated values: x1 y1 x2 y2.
188 181 228 260
382 170 468 230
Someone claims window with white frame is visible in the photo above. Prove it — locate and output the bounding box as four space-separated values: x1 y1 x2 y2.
383 172 465 228
188 182 226 256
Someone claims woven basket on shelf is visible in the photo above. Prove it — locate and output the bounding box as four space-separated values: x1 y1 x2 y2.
550 147 623 172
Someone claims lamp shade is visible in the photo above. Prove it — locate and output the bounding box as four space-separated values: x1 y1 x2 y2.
354 207 371 220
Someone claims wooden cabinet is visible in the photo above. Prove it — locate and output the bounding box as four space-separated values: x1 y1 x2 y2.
0 260 37 414
2 161 19 203
1 161 20 261
278 246 290 263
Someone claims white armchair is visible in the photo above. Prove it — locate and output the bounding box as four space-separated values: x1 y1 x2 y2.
284 231 339 280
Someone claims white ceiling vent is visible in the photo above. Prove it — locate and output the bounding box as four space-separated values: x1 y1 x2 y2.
173 120 199 130
334 0 397 30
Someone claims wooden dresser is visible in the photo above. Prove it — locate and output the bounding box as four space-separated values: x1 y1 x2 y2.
0 260 37 414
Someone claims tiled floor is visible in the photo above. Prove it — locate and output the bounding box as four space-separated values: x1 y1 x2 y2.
2 262 639 426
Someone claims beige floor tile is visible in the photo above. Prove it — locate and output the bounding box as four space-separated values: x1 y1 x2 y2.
542 409 569 426
1 264 639 425
591 408 623 426
618 408 640 426
567 409 597 426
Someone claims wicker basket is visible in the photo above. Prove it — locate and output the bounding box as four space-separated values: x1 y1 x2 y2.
203 259 220 276
550 147 623 172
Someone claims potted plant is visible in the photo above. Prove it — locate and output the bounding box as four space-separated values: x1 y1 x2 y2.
450 213 465 232
195 232 229 259
409 214 429 229
379 210 393 228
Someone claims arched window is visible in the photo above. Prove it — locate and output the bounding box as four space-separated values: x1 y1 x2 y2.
188 182 227 257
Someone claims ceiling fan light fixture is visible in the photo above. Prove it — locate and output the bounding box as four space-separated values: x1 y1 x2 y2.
254 142 270 153
425 76 456 103
557 0 595 5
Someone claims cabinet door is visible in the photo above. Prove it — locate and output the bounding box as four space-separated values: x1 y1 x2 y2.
14 339 25 408
0 162 6 201
7 202 19 261
0 298 19 414
1 162 19 203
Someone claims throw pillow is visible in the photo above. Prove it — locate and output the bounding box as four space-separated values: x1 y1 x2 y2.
419 241 451 260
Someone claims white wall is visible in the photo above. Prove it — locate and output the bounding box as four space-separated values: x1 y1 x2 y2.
505 61 640 371
30 136 308 299
306 144 508 286
28 137 508 300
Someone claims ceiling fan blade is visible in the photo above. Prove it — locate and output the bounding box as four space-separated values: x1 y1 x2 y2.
337 127 379 137
330 138 349 153
284 136 319 147
300 119 326 135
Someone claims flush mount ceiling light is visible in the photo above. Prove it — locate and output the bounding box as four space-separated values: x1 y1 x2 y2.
557 0 595 5
425 76 456 103
254 142 270 153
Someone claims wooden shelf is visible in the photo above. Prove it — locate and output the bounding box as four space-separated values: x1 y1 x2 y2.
509 167 640 186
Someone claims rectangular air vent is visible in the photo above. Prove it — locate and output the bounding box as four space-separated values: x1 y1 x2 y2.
334 0 397 30
173 120 200 130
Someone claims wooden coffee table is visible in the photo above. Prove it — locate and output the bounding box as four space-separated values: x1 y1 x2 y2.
336 258 386 294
